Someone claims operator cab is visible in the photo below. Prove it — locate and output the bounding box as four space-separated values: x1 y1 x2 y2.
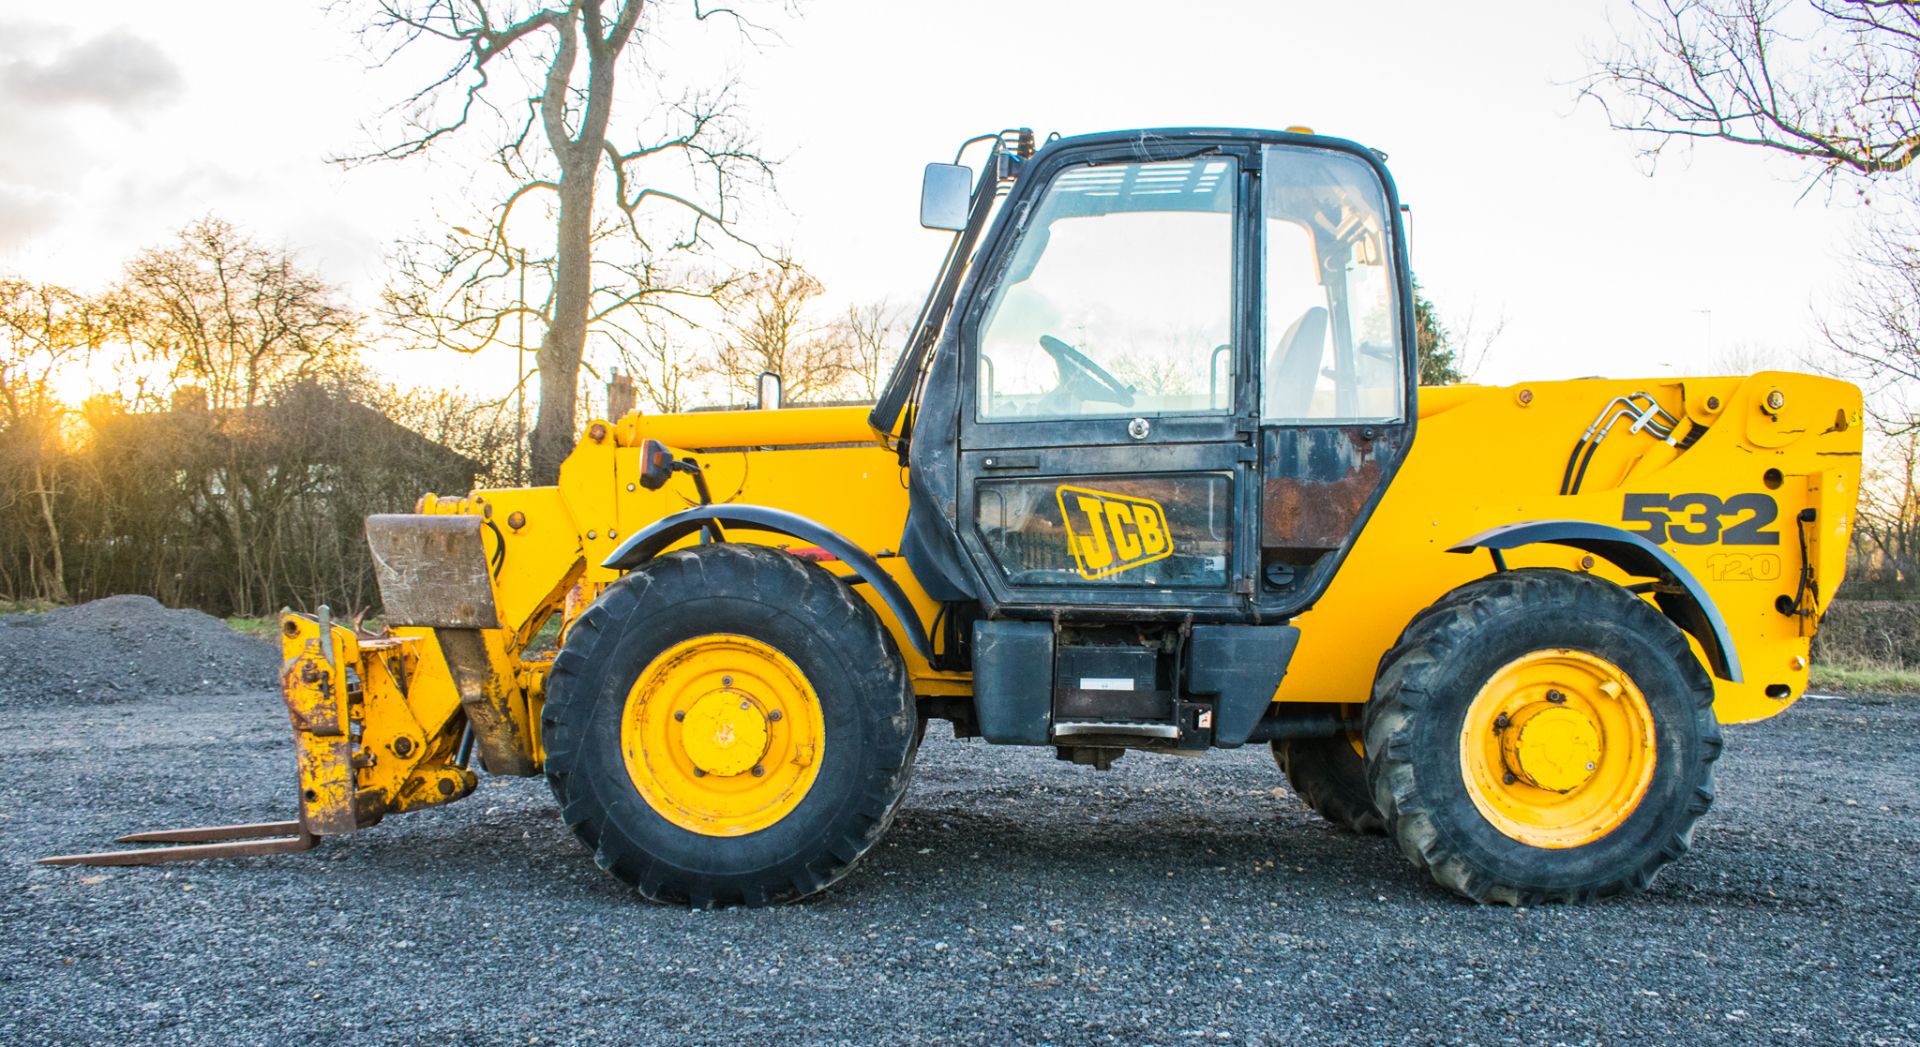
874 128 1417 758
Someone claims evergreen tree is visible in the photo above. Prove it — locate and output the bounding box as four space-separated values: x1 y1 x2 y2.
1413 278 1465 386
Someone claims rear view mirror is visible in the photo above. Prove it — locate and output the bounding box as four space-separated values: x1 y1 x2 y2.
638 439 674 491
920 163 973 231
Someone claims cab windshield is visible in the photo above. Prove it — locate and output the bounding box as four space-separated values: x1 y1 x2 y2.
975 158 1236 422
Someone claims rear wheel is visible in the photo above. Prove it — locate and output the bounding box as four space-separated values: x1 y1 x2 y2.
1365 568 1722 904
542 544 917 907
1273 730 1383 834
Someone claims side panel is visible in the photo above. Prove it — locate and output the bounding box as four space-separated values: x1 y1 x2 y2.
562 430 967 696
1273 371 1862 723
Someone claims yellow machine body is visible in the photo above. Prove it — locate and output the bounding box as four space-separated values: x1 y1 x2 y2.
257 367 1861 839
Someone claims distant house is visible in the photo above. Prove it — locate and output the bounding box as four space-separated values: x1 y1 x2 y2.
72 381 488 616
93 381 483 493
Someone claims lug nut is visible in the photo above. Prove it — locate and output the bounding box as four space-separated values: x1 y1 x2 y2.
1502 772 1517 785
692 768 705 778
768 709 783 722
722 675 733 686
1493 713 1511 731
751 764 765 777
674 710 685 721
1766 390 1786 411
1546 690 1566 704
739 700 750 711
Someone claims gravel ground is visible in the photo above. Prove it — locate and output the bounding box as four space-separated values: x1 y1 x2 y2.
2 644 1917 1044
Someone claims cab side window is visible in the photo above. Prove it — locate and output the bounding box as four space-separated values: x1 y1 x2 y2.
1261 146 1403 423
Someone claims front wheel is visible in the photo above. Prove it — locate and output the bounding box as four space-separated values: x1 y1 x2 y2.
1365 568 1722 904
542 544 917 907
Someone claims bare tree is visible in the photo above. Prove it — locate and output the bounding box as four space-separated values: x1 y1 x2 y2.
1854 416 1920 586
713 262 855 404
1582 0 1920 180
835 298 905 401
0 280 99 601
1710 339 1790 375
1821 213 1920 402
352 0 778 481
1443 301 1509 382
605 310 707 413
109 219 362 612
1584 1 1920 429
117 217 358 411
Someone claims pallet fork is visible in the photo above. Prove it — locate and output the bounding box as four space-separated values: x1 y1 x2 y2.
38 513 557 869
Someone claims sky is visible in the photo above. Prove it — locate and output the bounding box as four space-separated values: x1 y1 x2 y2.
0 0 1865 403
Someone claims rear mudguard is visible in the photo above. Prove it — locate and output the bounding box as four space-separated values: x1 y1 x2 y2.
1451 520 1741 683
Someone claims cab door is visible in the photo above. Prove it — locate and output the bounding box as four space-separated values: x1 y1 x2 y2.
953 145 1260 619
1252 142 1416 617
950 135 1416 623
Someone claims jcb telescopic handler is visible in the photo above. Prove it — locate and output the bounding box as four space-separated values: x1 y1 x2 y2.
49 127 1863 907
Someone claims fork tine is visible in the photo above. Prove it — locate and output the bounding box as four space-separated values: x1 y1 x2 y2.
40 823 318 866
114 820 306 844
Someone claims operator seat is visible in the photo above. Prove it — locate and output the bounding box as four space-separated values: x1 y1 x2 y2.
1265 306 1328 419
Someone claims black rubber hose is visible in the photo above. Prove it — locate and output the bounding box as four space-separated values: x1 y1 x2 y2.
1560 436 1591 496
1566 438 1603 496
484 519 507 578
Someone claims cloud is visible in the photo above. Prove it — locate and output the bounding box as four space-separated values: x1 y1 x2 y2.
0 184 62 245
0 27 185 253
0 27 183 113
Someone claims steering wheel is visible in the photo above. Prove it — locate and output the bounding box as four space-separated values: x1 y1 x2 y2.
1037 334 1135 409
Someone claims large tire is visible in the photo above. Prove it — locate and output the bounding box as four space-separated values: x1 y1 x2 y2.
1364 568 1722 904
1273 734 1384 834
542 544 917 907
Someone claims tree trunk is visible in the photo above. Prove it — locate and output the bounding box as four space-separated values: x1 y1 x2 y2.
531 172 594 484
30 459 67 603
524 4 635 485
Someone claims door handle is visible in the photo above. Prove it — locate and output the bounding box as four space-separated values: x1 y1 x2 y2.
980 454 1040 470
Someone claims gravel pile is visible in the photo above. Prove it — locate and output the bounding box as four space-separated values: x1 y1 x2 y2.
0 595 277 707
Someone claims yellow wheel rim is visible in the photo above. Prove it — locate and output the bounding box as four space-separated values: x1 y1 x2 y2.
1459 649 1657 849
620 634 824 837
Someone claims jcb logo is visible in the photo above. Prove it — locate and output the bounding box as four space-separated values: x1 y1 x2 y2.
1056 485 1173 580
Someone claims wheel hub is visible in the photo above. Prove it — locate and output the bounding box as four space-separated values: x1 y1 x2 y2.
680 691 770 777
1500 703 1601 792
619 633 824 837
1458 648 1658 849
